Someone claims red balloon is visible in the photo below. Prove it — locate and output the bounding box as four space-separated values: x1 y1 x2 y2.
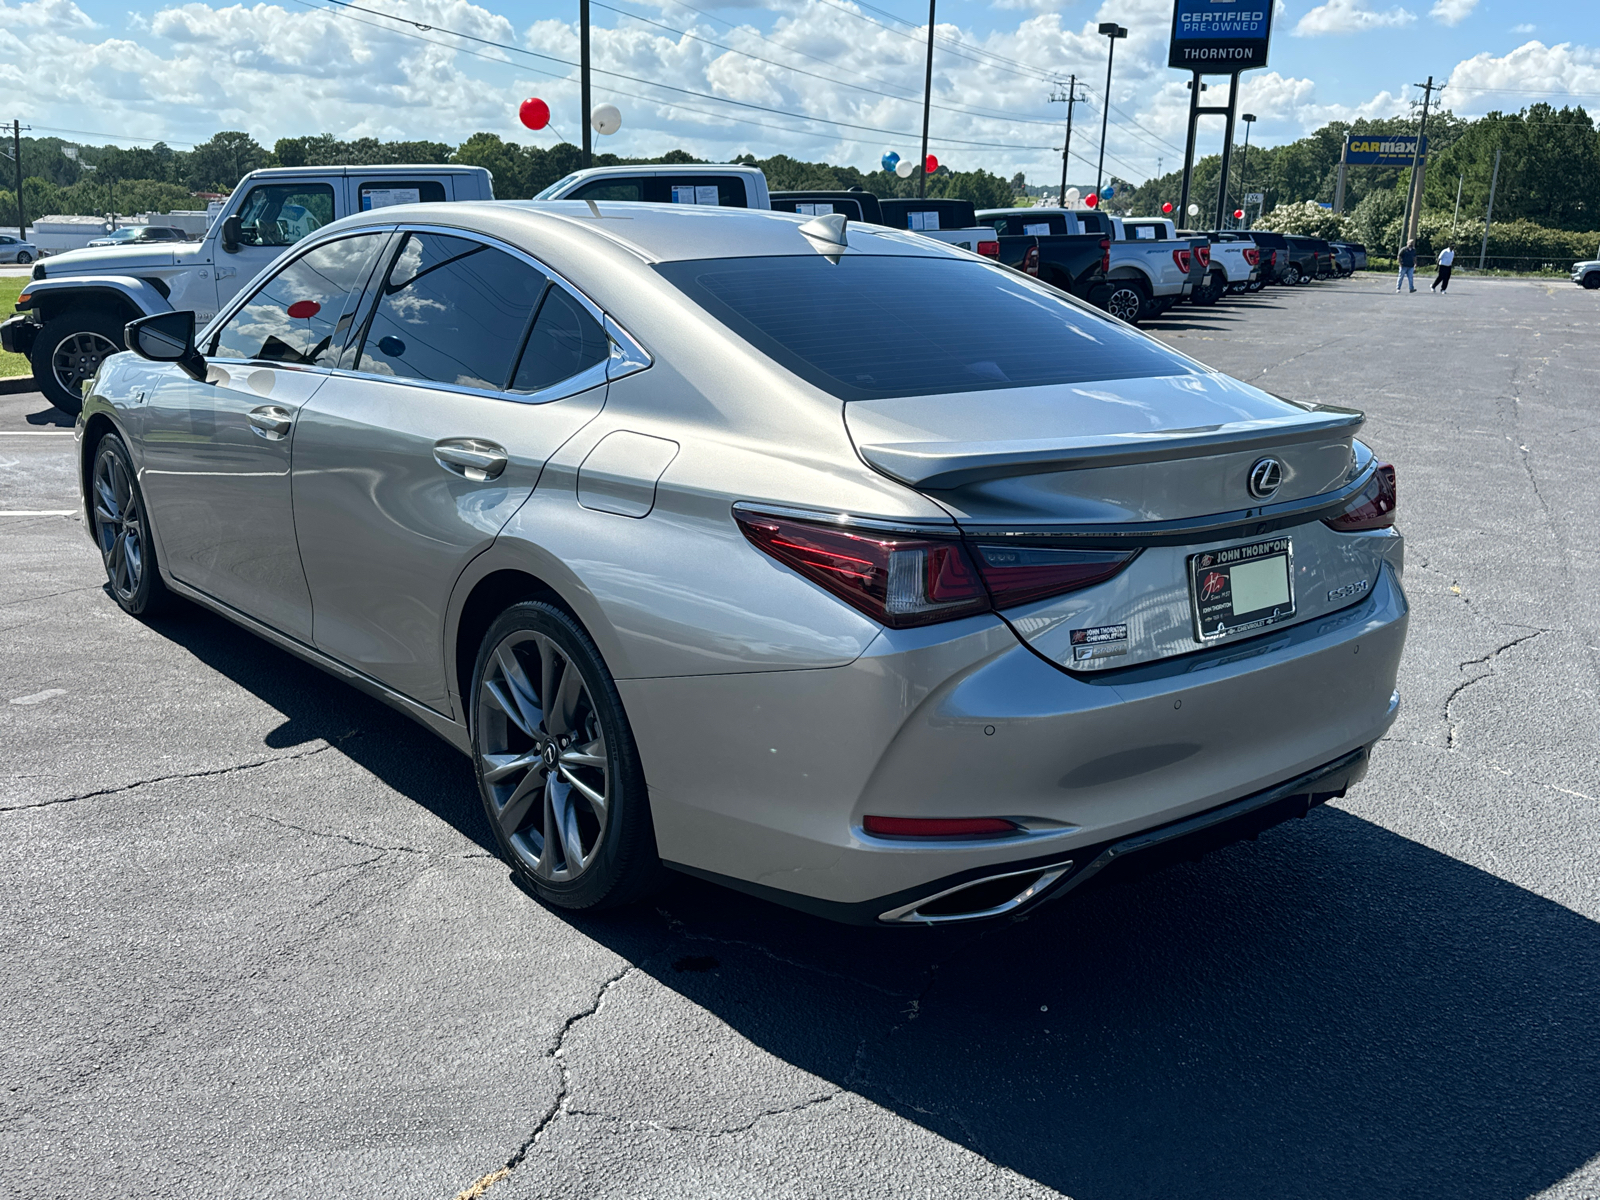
925 154 938 174
519 97 551 131
1234 208 1245 219
286 300 321 319
1162 201 1174 213
1084 193 1098 208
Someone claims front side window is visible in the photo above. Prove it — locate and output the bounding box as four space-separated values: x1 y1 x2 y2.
656 255 1191 401
211 233 387 365
356 233 548 390
233 184 336 247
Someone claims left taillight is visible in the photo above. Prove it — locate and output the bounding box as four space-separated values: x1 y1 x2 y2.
1100 237 1110 274
735 511 989 628
969 542 1137 608
977 240 1000 259
1196 245 1211 268
1173 248 1192 273
1324 463 1397 532
1243 248 1260 266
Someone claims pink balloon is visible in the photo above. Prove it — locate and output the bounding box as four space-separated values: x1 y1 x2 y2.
519 98 550 131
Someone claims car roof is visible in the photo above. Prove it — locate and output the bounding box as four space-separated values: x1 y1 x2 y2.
245 164 489 179
318 200 963 267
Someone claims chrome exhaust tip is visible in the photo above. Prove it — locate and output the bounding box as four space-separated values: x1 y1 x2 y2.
878 860 1074 925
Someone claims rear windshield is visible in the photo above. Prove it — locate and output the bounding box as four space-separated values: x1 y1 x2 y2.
655 255 1191 401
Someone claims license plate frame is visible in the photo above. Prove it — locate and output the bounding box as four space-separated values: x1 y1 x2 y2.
1188 536 1296 642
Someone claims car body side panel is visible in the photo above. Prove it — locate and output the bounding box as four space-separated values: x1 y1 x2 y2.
626 563 1406 905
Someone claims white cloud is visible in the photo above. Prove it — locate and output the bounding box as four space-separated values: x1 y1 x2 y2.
1294 0 1417 36
1447 39 1600 112
1511 24 1536 33
1428 0 1475 25
0 0 93 29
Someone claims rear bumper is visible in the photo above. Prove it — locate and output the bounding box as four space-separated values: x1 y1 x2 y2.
627 561 1408 919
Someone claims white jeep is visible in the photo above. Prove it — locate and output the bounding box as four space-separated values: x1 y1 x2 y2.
3 164 494 414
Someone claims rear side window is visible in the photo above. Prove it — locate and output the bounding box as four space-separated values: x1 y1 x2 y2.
566 176 749 207
568 179 643 203
359 181 448 210
510 287 609 394
211 233 387 364
657 255 1190 401
357 233 547 390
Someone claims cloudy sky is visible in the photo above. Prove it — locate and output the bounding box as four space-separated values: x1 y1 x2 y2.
0 0 1596 185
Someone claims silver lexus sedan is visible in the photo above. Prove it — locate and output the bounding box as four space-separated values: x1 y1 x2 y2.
79 201 1406 925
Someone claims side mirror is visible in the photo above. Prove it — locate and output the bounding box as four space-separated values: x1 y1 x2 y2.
220 214 241 254
126 311 207 381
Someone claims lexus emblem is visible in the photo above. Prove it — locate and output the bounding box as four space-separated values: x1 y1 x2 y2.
1248 457 1283 500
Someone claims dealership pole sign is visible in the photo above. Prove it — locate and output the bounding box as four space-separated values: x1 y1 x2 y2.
1169 0 1274 71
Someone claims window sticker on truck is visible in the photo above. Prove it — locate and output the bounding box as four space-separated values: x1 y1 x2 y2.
1023 222 1051 236
362 188 421 210
672 185 722 205
795 203 836 216
908 211 941 231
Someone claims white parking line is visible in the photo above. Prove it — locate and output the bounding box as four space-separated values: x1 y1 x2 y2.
0 431 73 436
0 510 75 516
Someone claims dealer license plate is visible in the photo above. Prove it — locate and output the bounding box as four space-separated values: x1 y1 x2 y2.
1188 537 1296 641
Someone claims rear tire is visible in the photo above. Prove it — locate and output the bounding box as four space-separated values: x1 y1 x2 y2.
31 310 127 417
16 251 31 264
471 601 666 912
1103 281 1147 324
1281 264 1302 286
91 432 172 618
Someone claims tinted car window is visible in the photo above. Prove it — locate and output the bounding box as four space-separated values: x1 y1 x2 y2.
359 180 448 210
234 183 336 247
657 255 1190 401
879 199 977 230
568 179 643 202
357 232 547 390
211 233 387 365
510 286 609 394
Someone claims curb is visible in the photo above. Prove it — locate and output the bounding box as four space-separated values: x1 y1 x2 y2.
0 375 37 395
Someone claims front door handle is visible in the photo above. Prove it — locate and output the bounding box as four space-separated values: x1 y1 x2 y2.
248 404 292 439
434 438 509 482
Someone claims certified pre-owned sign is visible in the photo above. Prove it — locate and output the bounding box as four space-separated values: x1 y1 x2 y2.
1168 0 1274 71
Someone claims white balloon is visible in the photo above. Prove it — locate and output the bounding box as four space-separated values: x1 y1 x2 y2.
1064 187 1080 205
590 104 622 136
1187 203 1200 215
895 159 916 178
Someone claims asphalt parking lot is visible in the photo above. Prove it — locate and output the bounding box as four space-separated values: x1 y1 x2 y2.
3 274 1599 1200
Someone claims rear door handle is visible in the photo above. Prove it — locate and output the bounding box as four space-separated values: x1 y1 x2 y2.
248 404 293 439
434 438 509 482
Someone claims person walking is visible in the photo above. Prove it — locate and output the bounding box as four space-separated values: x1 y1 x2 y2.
1397 240 1417 292
1431 244 1455 292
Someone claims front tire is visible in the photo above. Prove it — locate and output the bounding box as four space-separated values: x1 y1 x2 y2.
16 251 31 264
471 601 665 912
31 310 127 417
1583 272 1600 290
1281 264 1302 286
91 432 171 618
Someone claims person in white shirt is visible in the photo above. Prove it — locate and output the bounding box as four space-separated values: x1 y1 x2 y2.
1431 245 1456 292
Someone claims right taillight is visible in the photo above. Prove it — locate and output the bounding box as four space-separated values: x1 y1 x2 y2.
1100 237 1110 274
736 512 990 628
1173 248 1192 273
969 543 1137 609
977 239 1000 259
1324 463 1397 532
1243 248 1260 266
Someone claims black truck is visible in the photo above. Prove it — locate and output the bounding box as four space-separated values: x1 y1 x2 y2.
976 210 1114 312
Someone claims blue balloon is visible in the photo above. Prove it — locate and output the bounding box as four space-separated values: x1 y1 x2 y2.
1103 184 1116 198
881 151 900 172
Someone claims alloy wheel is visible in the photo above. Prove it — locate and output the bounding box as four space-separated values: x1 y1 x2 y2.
477 629 611 883
93 446 144 601
52 330 119 398
1106 286 1143 322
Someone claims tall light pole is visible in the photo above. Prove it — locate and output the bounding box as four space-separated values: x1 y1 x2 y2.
1236 112 1255 228
1094 22 1127 201
917 0 936 199
580 0 593 167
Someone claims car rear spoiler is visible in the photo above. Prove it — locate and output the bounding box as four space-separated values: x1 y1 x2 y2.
856 410 1365 490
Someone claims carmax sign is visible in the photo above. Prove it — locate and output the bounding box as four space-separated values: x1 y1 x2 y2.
1345 135 1428 165
1169 0 1274 71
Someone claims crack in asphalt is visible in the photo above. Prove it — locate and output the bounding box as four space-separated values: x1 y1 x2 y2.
565 1090 845 1139
0 584 101 610
1445 629 1545 750
0 742 344 813
250 811 492 860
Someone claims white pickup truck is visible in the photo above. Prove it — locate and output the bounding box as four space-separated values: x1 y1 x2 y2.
1178 229 1263 299
533 163 772 209
980 209 1202 320
6 164 494 414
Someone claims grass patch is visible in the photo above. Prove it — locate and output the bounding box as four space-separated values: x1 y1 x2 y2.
0 275 30 377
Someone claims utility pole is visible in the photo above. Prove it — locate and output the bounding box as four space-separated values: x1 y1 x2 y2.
580 0 592 168
1478 146 1500 270
1094 23 1127 200
1404 76 1441 245
1050 75 1086 208
917 0 936 199
1333 134 1349 215
10 120 23 239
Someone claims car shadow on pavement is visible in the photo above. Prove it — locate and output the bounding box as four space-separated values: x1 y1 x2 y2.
565 804 1600 1200
142 601 496 853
